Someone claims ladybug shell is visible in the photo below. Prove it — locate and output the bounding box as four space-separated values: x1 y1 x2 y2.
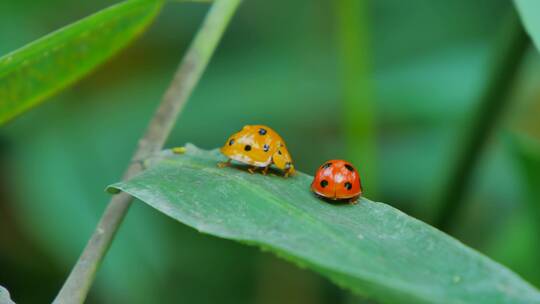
220 125 294 173
311 160 362 200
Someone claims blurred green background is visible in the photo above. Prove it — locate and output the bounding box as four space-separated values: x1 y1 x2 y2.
1 0 540 303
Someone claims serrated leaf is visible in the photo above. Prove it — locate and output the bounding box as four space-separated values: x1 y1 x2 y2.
0 0 164 125
107 144 540 304
0 285 15 304
514 0 540 52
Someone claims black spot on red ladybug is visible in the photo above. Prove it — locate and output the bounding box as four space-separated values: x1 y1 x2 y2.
344 182 352 190
244 145 252 151
320 180 328 188
344 164 354 172
322 162 332 169
263 144 270 152
259 128 267 135
229 139 234 146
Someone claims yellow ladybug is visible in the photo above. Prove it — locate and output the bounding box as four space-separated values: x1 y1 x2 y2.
219 125 295 177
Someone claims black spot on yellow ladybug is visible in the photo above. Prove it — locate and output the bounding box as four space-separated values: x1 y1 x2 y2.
259 128 267 135
263 144 270 152
229 139 234 146
244 145 252 151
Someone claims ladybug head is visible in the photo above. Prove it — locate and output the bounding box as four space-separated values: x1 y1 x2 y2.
272 145 294 175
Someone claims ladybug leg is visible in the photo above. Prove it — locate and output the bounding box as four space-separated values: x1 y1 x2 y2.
348 197 359 205
284 169 292 178
248 166 257 174
218 159 231 168
262 166 269 175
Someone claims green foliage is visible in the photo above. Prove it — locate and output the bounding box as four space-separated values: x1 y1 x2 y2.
0 0 163 125
107 145 540 304
0 285 15 304
2 1 535 302
487 134 540 288
514 0 540 51
511 135 540 216
335 0 377 195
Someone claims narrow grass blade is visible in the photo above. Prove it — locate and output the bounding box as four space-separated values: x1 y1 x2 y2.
0 0 164 124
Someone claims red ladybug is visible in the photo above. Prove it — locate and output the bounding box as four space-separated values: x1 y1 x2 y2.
311 160 363 203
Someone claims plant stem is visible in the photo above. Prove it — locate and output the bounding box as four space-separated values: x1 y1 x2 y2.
335 0 376 196
53 0 241 302
434 10 529 232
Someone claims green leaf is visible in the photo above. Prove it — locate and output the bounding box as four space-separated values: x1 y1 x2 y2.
107 144 540 304
0 0 164 125
0 285 15 304
514 0 540 52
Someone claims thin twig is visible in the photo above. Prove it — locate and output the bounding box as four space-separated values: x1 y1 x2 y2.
434 10 529 232
53 0 241 302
